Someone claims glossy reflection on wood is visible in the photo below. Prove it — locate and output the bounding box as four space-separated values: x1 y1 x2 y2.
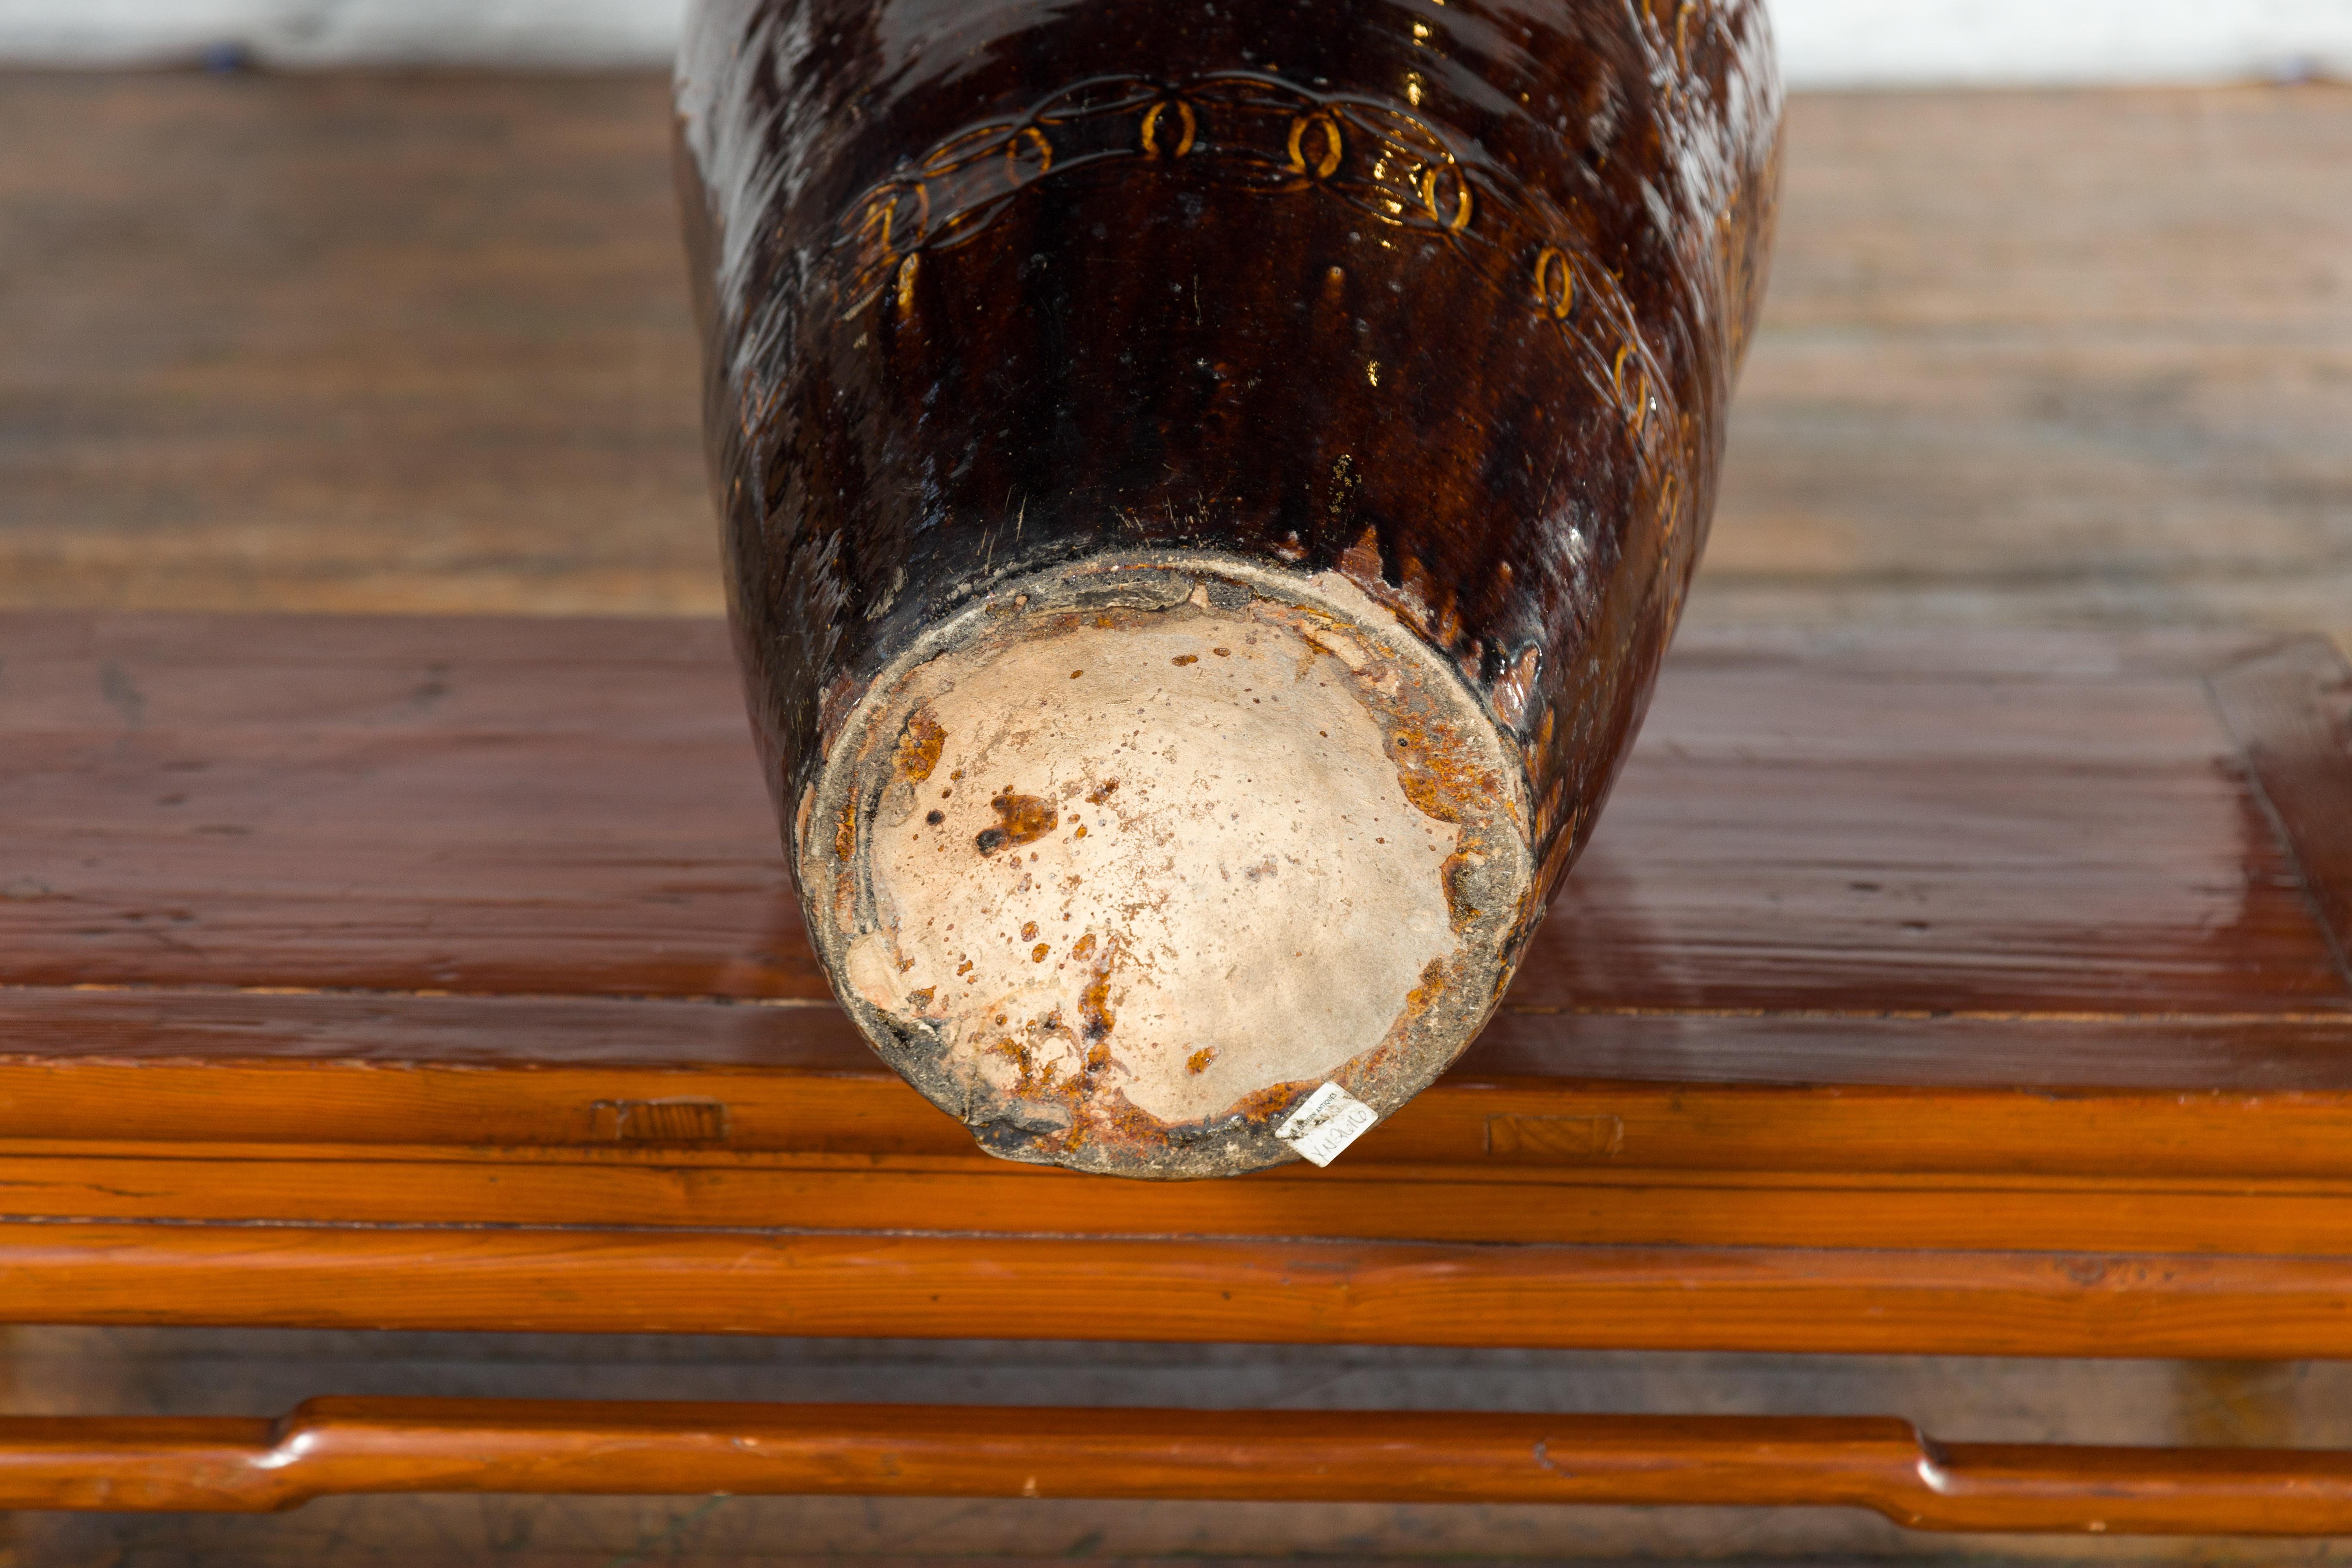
20 1225 2352 1361
0 615 2348 1361
3 616 2338 1016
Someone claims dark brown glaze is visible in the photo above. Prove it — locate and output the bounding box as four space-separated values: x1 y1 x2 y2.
675 0 1782 913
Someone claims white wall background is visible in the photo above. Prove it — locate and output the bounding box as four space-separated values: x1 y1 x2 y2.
2 0 2350 86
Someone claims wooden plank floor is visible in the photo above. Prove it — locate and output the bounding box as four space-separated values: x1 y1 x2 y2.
4 66 2351 1568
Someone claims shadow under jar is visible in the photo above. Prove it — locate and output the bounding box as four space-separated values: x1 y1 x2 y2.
676 0 1781 1179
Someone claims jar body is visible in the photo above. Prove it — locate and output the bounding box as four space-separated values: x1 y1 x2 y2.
677 0 1781 1177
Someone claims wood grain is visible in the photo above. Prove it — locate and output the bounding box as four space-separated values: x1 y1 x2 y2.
19 1003 2352 1171
24 1148 2352 1258
0 615 2349 1351
4 76 2344 664
24 999 2352 1181
7 68 2352 1554
4 616 2345 1019
2209 640 2352 977
5 1398 2352 1533
0 72 711 616
10 1225 2352 1359
1695 84 2352 658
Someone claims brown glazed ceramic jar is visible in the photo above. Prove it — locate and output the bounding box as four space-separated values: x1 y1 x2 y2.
677 0 1781 1178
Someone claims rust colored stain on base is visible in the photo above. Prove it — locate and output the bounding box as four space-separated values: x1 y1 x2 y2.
975 791 1058 857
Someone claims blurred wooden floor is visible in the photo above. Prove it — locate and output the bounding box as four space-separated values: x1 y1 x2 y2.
3 65 2351 1568
1 71 2348 654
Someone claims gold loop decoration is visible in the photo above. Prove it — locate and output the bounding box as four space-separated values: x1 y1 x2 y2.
924 122 1012 179
1531 247 1576 319
1286 113 1343 178
842 184 931 317
830 69 1682 497
860 198 894 257
856 187 918 263
1007 124 1054 184
1140 98 1197 158
695 0 1779 1179
1419 165 1472 233
1612 341 1652 437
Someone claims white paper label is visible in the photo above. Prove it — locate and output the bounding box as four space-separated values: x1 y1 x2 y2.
1274 1082 1379 1167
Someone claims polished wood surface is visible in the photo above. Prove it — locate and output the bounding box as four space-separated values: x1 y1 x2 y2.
2211 640 2352 972
5 1398 2352 1533
6 615 2340 1017
1 612 2349 1368
18 1226 2352 1360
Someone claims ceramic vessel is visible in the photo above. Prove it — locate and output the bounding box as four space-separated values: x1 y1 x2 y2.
676 0 1781 1177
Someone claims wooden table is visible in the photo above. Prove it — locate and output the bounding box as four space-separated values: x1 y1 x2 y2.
6 64 2352 1553
2 611 2348 1531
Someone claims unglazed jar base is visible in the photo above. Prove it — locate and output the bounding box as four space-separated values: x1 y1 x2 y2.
799 553 1533 1179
